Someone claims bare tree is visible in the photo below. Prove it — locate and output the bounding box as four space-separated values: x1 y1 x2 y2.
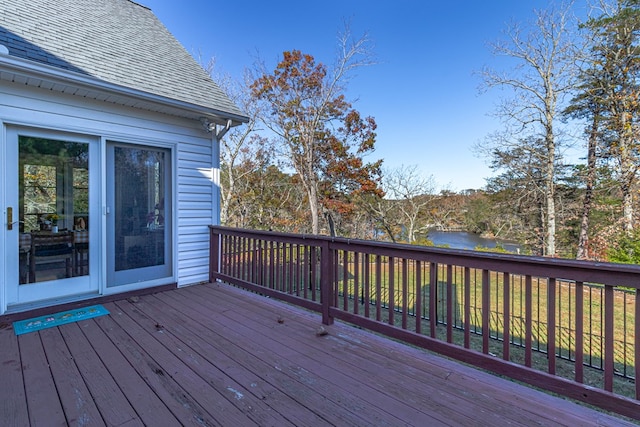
383 165 438 243
479 3 579 256
204 60 267 225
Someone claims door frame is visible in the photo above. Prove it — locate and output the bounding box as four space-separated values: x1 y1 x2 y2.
105 140 174 290
3 125 101 310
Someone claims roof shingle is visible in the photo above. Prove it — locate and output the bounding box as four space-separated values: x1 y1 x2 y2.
0 0 245 119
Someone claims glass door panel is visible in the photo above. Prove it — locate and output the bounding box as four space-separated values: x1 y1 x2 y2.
107 143 172 287
19 137 90 283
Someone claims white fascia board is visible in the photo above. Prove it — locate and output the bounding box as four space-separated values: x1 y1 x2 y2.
0 54 248 126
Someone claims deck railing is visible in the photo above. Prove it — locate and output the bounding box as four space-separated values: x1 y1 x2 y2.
209 225 640 420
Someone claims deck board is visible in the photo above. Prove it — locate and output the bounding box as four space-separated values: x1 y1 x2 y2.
55 320 143 427
87 314 214 426
0 322 28 427
112 299 296 427
158 288 416 426
98 306 253 426
38 327 105 427
174 285 475 426
18 331 67 426
63 319 179 426
0 282 636 426
119 296 328 426
209 290 519 425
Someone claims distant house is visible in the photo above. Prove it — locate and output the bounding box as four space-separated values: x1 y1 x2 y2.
0 0 247 314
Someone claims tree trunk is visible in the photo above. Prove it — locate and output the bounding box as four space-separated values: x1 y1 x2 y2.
308 180 321 235
545 186 556 256
220 170 233 225
576 116 598 260
622 181 634 233
544 116 556 256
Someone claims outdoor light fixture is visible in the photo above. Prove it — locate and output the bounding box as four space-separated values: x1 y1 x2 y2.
200 117 233 140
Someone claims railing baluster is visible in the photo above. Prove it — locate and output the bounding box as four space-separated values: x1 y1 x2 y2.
320 240 333 325
525 275 533 368
482 269 490 354
274 241 279 290
288 244 294 294
388 256 395 326
233 235 239 278
604 284 614 392
416 260 422 335
430 262 437 338
464 266 470 349
237 235 242 278
334 249 340 307
227 233 232 275
503 272 510 361
343 251 349 311
268 241 274 289
575 281 584 383
548 278 557 375
354 252 360 315
245 237 249 279
376 255 382 322
248 237 254 283
209 229 219 282
244 236 250 281
364 253 370 318
296 245 302 297
402 258 408 330
221 234 228 275
636 289 640 400
310 245 316 301
446 264 453 343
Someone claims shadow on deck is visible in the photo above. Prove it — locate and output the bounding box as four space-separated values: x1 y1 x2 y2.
0 282 633 426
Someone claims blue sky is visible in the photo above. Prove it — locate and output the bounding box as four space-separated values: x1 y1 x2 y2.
140 0 576 191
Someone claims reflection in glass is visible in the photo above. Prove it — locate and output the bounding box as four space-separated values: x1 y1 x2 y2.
114 146 167 271
18 137 89 284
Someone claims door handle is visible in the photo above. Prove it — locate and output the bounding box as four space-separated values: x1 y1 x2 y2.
7 207 12 230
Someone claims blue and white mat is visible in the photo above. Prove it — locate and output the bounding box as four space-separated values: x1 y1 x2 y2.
13 304 110 335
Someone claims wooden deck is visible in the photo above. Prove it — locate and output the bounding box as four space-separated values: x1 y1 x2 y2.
0 282 635 426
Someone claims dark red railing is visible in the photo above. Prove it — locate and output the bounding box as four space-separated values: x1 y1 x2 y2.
209 225 640 420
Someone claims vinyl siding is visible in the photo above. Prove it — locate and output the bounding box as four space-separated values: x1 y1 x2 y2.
1 79 218 291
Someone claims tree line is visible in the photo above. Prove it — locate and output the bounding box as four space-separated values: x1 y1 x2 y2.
212 1 640 263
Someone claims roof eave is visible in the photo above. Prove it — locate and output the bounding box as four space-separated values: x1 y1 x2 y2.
0 54 249 126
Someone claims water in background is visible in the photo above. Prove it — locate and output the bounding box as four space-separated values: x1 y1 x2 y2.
427 230 520 253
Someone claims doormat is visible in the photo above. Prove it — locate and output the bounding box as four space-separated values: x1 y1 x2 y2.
13 305 110 335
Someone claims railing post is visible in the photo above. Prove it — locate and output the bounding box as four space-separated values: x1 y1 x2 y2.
209 226 220 283
320 239 334 325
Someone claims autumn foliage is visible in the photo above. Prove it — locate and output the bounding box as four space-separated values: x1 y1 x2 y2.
251 49 382 235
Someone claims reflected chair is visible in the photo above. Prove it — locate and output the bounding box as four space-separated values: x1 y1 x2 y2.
19 233 31 284
73 230 89 275
29 231 74 282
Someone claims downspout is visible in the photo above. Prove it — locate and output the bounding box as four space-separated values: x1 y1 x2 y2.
202 117 232 283
215 119 233 141
213 119 232 226
200 118 232 226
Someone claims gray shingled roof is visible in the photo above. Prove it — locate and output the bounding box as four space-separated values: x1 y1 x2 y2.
0 0 246 121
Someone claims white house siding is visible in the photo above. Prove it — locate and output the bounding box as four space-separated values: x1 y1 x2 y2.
177 142 217 284
0 80 217 291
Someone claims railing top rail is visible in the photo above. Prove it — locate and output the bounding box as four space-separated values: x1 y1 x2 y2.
210 225 640 288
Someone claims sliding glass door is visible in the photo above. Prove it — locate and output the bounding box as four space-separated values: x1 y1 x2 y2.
106 142 172 287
